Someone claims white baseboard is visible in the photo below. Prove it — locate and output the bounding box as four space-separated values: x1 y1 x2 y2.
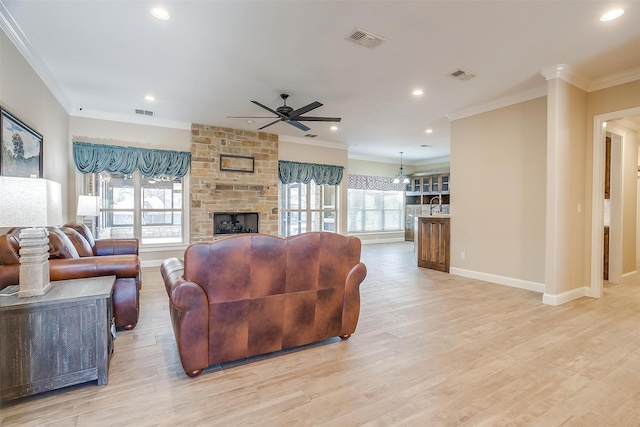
542 286 589 306
449 267 545 293
621 270 638 284
141 259 165 268
359 237 406 245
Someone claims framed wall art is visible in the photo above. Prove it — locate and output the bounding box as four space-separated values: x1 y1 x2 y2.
0 107 43 178
220 154 254 173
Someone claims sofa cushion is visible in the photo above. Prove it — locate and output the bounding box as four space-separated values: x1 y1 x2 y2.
62 227 94 257
47 227 80 259
63 221 96 249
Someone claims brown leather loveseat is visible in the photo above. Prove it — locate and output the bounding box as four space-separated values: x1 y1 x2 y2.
160 232 367 377
0 222 141 330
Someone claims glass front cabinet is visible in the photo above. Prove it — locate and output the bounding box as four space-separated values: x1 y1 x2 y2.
404 171 451 241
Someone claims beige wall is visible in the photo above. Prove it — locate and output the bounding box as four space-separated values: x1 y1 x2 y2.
348 158 414 177
0 30 70 218
607 122 638 277
70 116 191 150
450 96 547 284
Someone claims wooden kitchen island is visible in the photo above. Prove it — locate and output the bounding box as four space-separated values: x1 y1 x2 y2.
415 215 450 272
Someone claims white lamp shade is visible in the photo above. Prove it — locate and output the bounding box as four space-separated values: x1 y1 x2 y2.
77 195 100 216
0 177 62 227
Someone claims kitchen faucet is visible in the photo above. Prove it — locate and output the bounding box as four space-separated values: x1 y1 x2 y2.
429 195 442 215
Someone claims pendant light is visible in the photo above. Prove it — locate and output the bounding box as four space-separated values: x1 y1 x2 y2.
393 152 410 184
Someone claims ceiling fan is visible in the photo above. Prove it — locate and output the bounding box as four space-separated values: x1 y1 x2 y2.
228 93 341 132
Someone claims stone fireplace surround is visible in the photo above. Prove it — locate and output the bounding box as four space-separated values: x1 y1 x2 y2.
190 124 279 242
214 212 259 235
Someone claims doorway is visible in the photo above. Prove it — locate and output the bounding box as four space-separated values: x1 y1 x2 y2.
590 107 640 297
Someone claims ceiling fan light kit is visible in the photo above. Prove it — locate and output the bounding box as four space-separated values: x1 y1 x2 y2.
229 93 342 132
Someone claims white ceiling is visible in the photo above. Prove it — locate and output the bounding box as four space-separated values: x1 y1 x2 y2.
1 1 639 163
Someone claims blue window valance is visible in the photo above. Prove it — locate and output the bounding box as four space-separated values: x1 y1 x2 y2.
73 142 191 178
278 160 344 186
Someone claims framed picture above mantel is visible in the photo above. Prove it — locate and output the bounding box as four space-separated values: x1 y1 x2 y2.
220 154 254 173
0 107 43 178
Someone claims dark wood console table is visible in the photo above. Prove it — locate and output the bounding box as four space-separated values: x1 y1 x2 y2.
0 276 115 402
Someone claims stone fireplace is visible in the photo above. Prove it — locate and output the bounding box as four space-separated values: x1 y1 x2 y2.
213 212 259 235
190 124 279 242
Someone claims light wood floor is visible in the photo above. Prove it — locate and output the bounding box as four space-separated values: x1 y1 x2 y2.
2 242 640 426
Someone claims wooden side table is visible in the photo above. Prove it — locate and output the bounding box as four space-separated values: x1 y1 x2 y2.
0 275 116 402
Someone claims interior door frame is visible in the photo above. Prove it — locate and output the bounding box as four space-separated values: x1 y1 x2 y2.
590 106 640 297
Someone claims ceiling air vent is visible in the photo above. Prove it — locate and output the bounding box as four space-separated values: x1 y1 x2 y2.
304 134 318 138
449 69 477 81
346 28 385 48
135 109 154 116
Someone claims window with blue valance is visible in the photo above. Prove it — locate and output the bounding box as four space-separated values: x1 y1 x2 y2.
73 141 191 178
278 160 344 186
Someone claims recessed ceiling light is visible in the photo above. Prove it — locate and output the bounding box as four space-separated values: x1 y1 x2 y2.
600 9 624 21
247 120 255 124
412 89 423 96
425 129 433 133
151 7 170 20
330 126 338 131
144 95 155 101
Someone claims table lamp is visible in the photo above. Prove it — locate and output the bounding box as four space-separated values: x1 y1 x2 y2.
0 177 62 297
77 195 100 238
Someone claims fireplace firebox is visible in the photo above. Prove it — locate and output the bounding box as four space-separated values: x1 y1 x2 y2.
213 212 259 235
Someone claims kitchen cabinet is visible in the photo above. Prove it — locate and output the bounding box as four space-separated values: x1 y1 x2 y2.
404 171 450 241
415 216 450 272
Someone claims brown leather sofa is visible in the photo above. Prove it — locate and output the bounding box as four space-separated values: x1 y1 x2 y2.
0 222 141 330
160 232 367 377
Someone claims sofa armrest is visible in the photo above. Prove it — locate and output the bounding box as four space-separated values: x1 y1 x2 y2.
94 239 139 256
49 255 140 281
0 264 20 289
161 257 209 376
342 262 367 335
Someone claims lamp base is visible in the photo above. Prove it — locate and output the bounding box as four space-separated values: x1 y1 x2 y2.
18 227 52 298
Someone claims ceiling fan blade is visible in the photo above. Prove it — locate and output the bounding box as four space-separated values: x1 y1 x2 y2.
257 118 282 130
288 101 322 119
292 116 342 122
286 120 311 132
227 116 278 119
251 100 284 117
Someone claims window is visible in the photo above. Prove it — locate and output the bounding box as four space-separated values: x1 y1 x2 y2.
88 171 185 245
347 189 404 232
279 181 337 237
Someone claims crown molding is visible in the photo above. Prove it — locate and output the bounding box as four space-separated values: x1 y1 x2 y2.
0 2 73 113
446 85 547 121
540 64 591 91
278 134 347 150
615 118 640 133
70 109 192 130
589 67 640 92
540 64 640 93
347 153 410 164
416 156 451 167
